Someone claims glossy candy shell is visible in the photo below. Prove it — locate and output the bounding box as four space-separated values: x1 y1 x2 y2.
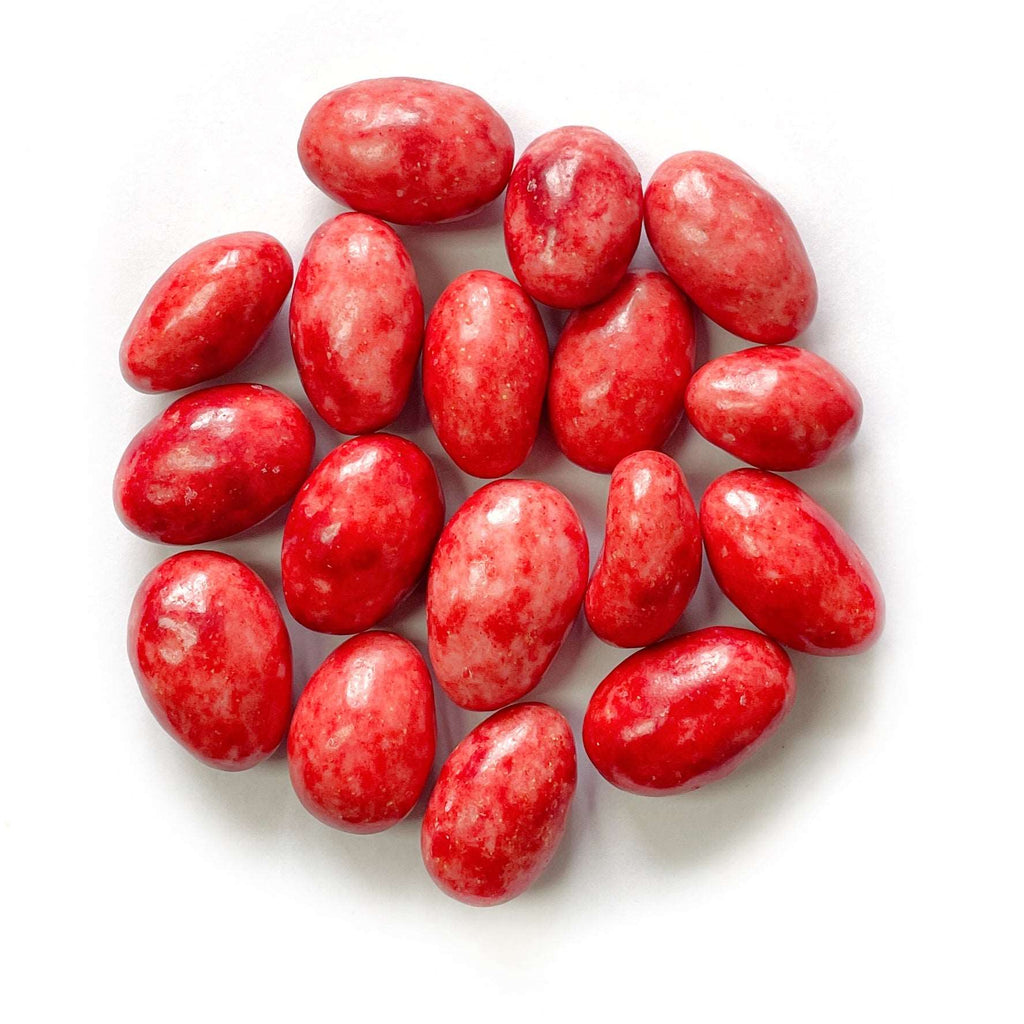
288 632 436 833
113 383 315 545
421 702 576 906
700 470 884 655
128 550 292 771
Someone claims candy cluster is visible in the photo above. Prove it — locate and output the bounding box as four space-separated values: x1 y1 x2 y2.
116 77 883 906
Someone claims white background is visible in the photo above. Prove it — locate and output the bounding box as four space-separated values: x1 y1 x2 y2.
4 1 1021 1019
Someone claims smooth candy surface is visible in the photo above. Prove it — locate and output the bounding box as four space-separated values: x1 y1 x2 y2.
701 470 884 655
548 270 695 472
282 434 444 634
645 151 817 344
113 383 315 544
583 626 795 794
585 451 701 647
685 345 862 470
128 551 291 771
288 632 436 833
422 703 576 906
423 270 548 478
290 213 423 434
427 479 588 711
298 77 514 224
120 232 293 393
504 126 642 308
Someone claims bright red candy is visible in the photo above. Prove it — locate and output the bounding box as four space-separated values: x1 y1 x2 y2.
290 213 423 435
645 151 817 344
583 626 795 795
585 451 701 648
685 345 862 470
548 270 695 472
504 126 643 309
113 383 315 544
128 550 292 771
119 232 293 393
427 479 588 711
701 470 884 655
298 77 514 225
421 702 576 906
423 270 549 478
282 434 444 635
287 632 436 833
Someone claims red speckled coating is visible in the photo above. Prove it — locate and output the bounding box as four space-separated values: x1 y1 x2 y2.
113 383 315 545
423 270 549 478
645 152 817 344
287 632 436 834
585 451 702 648
298 77 514 225
504 126 642 309
127 551 292 771
421 703 576 906
583 626 795 795
290 213 423 435
427 479 588 711
119 232 293 393
282 434 444 635
685 346 862 470
701 470 884 655
548 270 695 473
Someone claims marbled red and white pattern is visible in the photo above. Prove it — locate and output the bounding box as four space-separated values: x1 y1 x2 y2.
282 434 444 635
119 232 293 393
128 551 292 771
113 383 315 544
685 345 862 470
585 451 701 648
548 270 695 473
645 152 817 344
583 626 795 795
504 126 642 309
423 270 548 478
421 702 576 906
290 213 423 435
701 470 884 655
427 480 588 711
298 77 514 225
288 632 436 833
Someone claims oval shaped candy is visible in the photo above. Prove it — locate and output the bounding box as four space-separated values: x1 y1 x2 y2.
114 383 315 544
128 551 292 770
504 126 642 308
685 346 862 470
290 213 423 435
427 479 588 711
583 626 795 794
645 151 817 344
422 702 576 906
548 270 695 472
423 270 548 478
585 451 702 648
120 232 293 393
298 77 514 224
282 434 444 634
288 632 436 833
700 470 884 655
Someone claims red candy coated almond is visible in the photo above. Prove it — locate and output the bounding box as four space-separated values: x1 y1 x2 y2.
422 702 576 906
120 231 293 393
128 551 292 771
288 632 436 833
583 626 795 794
585 451 702 648
700 470 884 655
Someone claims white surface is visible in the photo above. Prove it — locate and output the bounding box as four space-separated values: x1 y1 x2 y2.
5 1 1021 1019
